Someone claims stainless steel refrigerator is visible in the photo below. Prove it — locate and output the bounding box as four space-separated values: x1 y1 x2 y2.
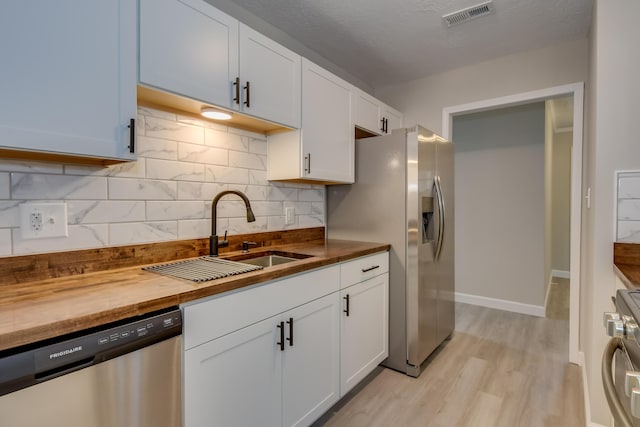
327 125 454 377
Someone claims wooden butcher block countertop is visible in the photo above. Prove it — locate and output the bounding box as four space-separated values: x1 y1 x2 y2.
0 232 389 352
614 242 640 289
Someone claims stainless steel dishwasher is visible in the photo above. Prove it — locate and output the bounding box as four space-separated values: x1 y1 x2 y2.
0 306 182 427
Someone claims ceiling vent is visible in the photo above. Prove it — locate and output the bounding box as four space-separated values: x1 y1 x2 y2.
442 1 495 27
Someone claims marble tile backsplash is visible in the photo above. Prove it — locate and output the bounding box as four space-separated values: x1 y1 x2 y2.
0 106 325 256
617 171 640 242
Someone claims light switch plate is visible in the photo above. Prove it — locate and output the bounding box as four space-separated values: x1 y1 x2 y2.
19 202 68 239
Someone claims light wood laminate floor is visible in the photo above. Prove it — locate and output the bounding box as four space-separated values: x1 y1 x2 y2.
314 302 585 427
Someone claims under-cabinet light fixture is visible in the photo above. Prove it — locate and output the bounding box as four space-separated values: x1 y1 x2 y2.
201 107 232 120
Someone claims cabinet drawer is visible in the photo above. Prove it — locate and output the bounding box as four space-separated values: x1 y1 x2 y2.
182 265 339 350
340 252 389 289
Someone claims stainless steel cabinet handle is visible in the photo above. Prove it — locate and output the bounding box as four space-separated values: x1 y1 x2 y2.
304 153 311 174
362 265 380 273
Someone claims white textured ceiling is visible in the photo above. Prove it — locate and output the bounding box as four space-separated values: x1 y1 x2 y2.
225 0 593 88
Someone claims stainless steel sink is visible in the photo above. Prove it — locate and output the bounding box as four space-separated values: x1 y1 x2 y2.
239 254 300 267
227 250 311 267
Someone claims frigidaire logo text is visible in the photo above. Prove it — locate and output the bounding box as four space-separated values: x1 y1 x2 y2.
49 345 83 359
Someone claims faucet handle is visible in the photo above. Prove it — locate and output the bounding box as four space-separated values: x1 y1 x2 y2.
242 241 258 253
218 230 229 248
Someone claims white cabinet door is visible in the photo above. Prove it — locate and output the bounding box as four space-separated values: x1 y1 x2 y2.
0 0 136 161
382 105 404 134
340 273 389 396
354 90 384 135
184 315 282 427
268 59 353 184
184 291 340 427
139 0 238 109
353 87 404 136
239 24 301 128
282 293 340 427
301 59 354 183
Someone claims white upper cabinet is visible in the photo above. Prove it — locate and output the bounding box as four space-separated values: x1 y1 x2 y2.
140 0 301 129
0 0 137 162
354 90 385 135
268 59 354 184
139 0 239 110
354 88 403 136
382 104 404 134
238 24 301 128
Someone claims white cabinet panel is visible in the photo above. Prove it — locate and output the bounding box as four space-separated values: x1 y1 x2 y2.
283 293 340 427
353 88 404 136
340 252 390 289
183 315 281 427
301 59 354 183
383 105 404 134
238 24 301 128
354 90 385 135
340 273 389 395
268 59 354 184
139 0 238 109
0 0 137 161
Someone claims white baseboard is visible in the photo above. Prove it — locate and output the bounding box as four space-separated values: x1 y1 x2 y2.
579 351 610 427
454 292 545 317
552 269 571 279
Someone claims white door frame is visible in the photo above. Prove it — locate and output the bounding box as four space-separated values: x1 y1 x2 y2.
442 82 584 365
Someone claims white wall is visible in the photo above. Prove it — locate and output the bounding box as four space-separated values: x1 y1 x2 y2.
584 1 640 425
551 131 572 272
0 106 324 257
376 38 588 136
452 103 546 307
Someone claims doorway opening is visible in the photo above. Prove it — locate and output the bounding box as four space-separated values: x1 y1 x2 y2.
442 82 584 365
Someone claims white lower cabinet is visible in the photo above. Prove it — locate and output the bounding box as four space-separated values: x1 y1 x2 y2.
282 293 340 427
340 273 389 395
184 315 282 427
182 252 388 426
184 292 339 427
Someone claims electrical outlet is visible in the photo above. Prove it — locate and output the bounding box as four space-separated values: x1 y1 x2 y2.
20 203 68 239
285 207 295 225
30 212 43 231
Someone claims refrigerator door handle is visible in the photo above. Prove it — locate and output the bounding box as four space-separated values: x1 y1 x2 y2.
434 175 445 261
